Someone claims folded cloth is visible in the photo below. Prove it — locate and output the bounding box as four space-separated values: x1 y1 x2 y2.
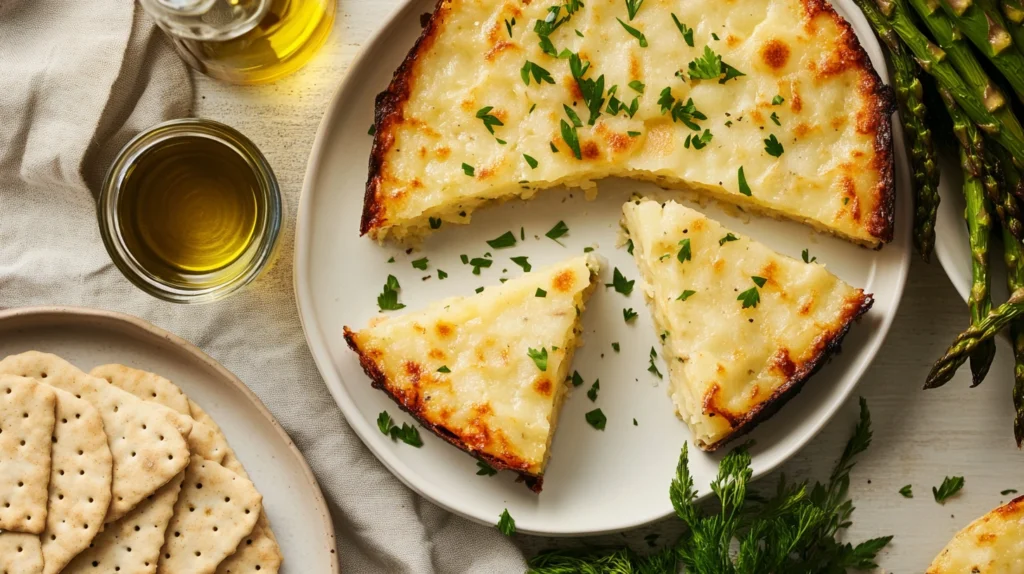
0 2 526 572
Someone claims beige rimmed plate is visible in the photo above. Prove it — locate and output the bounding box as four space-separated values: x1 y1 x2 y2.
0 306 338 573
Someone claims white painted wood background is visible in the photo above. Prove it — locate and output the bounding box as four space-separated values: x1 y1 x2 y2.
193 1 1024 571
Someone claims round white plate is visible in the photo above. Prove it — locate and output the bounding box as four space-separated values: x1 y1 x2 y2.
295 0 911 536
0 307 338 572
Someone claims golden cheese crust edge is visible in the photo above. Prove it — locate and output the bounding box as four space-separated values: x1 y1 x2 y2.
343 325 547 492
363 0 897 245
701 290 874 451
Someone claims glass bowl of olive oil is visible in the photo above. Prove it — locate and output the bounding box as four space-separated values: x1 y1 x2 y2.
99 118 281 303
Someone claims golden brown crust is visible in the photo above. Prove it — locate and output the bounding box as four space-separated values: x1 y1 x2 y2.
701 290 874 451
343 326 545 492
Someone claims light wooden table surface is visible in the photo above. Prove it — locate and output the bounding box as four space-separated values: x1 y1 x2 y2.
194 1 1024 571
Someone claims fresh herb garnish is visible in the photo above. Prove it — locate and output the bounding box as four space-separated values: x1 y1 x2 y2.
469 257 493 274
606 267 635 295
686 129 713 150
378 412 423 447
625 0 644 19
528 347 549 371
460 254 469 264
377 411 393 435
476 106 504 135
1002 489 1019 495
524 154 539 169
437 366 451 374
772 94 785 105
687 45 745 83
605 94 640 118
648 347 662 378
387 257 395 263
770 111 781 126
429 217 442 230
617 18 648 47
497 509 516 536
719 233 738 245
802 249 817 263
627 130 641 137
933 476 965 504
505 17 515 37
738 276 766 309
659 95 707 130
738 166 752 196
411 257 429 270
487 231 517 249
521 60 555 86
587 379 600 401
560 120 582 159
475 287 485 293
536 288 547 297
511 256 532 272
612 342 620 352
546 220 570 244
585 408 607 430
568 53 606 125
623 308 638 322
677 290 696 301
477 460 498 476
571 371 584 387
462 163 475 176
377 275 405 311
368 124 376 136
628 80 645 93
753 276 767 287
899 485 913 498
563 104 584 128
764 134 784 157
671 14 694 46
677 238 692 263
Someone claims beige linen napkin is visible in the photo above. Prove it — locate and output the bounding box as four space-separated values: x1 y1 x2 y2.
0 2 526 572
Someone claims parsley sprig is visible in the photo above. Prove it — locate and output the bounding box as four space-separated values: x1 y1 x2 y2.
933 476 965 504
475 106 504 135
377 275 405 311
529 398 891 573
569 53 606 126
377 411 422 447
687 45 746 84
625 0 644 19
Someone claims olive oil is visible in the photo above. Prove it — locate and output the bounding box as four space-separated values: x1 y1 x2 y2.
172 0 335 84
117 136 260 279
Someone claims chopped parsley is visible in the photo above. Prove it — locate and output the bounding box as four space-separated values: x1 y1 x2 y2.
477 460 498 476
563 104 584 128
627 130 641 137
677 290 697 301
585 408 607 430
1002 489 1019 495
460 254 469 264
475 287 485 293
770 111 781 126
377 411 423 447
633 418 639 426
587 379 600 401
606 94 640 118
933 476 965 504
648 347 662 378
719 233 739 245
505 17 515 38
623 308 638 322
487 231 517 249
476 106 504 135
437 366 451 374
462 163 475 176
429 217 442 229
625 0 645 19
411 257 429 270
387 256 395 263
511 256 532 272
560 119 582 159
497 509 516 536
536 288 547 297
628 80 645 93
677 238 692 263
659 91 707 130
524 154 539 169
671 14 694 46
568 53 606 125
546 220 570 244
377 275 405 311
802 249 817 263
528 347 549 371
606 267 635 295
737 276 766 309
576 29 584 37
571 371 584 387
550 141 560 153
521 60 555 86
617 18 648 47
368 124 376 136
376 411 393 435
772 94 785 105
612 342 620 352
753 276 768 287
764 134 784 157
470 257 493 274
685 129 713 150
687 46 745 84
899 485 912 498
626 239 634 254
738 166 752 196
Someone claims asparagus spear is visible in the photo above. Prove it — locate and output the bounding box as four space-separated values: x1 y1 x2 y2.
939 90 997 384
926 288 1024 388
1004 0 1024 23
861 0 942 258
938 0 1024 101
854 0 1024 165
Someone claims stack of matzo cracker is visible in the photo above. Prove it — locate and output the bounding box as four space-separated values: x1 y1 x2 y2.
0 352 282 573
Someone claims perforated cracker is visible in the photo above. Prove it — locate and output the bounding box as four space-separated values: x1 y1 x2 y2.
0 533 43 574
65 470 185 574
0 352 192 523
0 374 55 534
90 364 190 416
158 456 261 574
39 388 113 574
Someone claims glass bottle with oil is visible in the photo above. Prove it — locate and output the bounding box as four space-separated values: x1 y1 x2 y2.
140 0 334 84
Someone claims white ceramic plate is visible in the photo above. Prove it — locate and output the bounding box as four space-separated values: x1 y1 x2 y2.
0 307 338 572
295 0 911 536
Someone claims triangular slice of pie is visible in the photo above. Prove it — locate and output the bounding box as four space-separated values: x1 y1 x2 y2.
344 255 600 491
363 0 894 246
927 496 1024 573
622 199 871 450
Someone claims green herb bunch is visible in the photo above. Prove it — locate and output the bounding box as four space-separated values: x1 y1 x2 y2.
527 398 891 573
